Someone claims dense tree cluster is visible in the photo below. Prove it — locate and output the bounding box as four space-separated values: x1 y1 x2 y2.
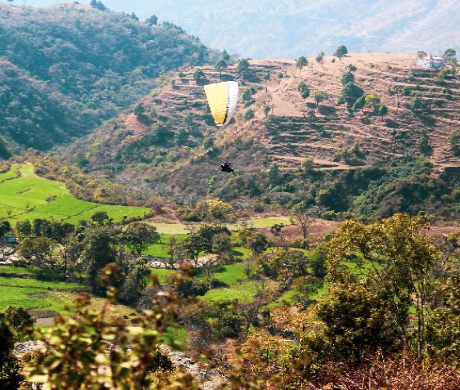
0 4 210 152
209 156 460 220
11 215 159 305
3 213 458 388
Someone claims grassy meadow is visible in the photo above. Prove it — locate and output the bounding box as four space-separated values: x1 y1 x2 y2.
0 163 150 224
0 163 306 319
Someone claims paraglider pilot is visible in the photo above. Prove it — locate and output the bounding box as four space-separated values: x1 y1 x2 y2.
221 162 235 174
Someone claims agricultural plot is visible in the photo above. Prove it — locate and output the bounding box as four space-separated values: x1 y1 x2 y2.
0 272 86 314
0 267 134 324
0 164 150 224
147 216 293 236
0 167 19 182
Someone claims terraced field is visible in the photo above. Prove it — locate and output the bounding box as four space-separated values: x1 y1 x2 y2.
68 53 459 202
255 53 460 171
0 163 151 224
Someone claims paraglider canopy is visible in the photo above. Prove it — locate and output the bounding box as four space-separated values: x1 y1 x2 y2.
204 81 239 126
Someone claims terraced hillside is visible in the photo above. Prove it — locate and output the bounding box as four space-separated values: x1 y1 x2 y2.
258 53 460 172
65 53 459 185
0 164 150 224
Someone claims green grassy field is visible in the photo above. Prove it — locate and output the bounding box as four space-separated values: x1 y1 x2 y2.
0 265 34 275
0 269 86 313
148 216 293 235
150 268 174 283
0 164 150 224
0 286 75 313
0 267 134 320
0 276 86 290
0 167 19 182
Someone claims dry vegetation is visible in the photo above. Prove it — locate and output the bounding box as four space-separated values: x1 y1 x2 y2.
67 52 459 175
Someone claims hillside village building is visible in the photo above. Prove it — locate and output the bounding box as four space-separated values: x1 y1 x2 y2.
417 53 445 69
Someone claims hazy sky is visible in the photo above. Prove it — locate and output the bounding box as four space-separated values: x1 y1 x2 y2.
24 1 460 58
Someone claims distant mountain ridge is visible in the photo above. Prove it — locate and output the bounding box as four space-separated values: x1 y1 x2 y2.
0 3 210 154
29 0 460 58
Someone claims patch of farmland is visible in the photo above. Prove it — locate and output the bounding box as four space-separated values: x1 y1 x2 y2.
0 163 150 224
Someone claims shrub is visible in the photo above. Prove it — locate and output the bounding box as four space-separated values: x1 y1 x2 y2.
316 51 325 63
297 81 310 99
334 45 348 58
244 110 255 121
296 56 308 68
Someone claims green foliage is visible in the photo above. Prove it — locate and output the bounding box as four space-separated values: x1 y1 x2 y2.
327 214 439 357
145 15 158 26
175 128 189 146
18 236 54 265
247 231 269 255
317 281 401 362
297 81 310 99
134 104 151 125
378 103 388 117
347 64 357 72
257 249 310 280
0 138 11 160
410 95 428 111
0 5 209 151
352 95 366 111
296 56 308 68
204 138 214 150
334 45 348 58
242 87 257 106
244 109 255 121
449 130 460 156
82 227 117 294
416 131 433 156
365 93 381 113
443 48 457 64
24 292 193 388
237 59 251 80
118 259 151 306
0 307 33 342
193 69 206 83
122 222 160 255
427 270 460 365
311 90 327 107
316 51 325 63
91 211 111 226
90 0 107 10
215 59 228 77
152 124 175 146
343 81 364 107
341 71 355 85
0 318 22 389
222 50 230 62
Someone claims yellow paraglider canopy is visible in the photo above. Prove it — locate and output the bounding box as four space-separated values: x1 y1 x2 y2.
204 81 239 126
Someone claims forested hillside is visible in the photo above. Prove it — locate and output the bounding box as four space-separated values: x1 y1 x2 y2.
62 52 460 220
0 3 210 154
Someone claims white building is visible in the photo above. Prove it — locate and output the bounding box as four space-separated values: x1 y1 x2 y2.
416 53 445 69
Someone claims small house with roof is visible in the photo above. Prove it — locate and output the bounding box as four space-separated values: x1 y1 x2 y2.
416 53 445 69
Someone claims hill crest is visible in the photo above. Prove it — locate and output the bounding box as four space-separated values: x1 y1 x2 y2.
66 52 460 175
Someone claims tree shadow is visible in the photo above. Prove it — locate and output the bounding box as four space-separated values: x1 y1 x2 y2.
319 105 336 116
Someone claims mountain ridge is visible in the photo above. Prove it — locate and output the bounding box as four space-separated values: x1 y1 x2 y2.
29 0 460 58
0 3 210 154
